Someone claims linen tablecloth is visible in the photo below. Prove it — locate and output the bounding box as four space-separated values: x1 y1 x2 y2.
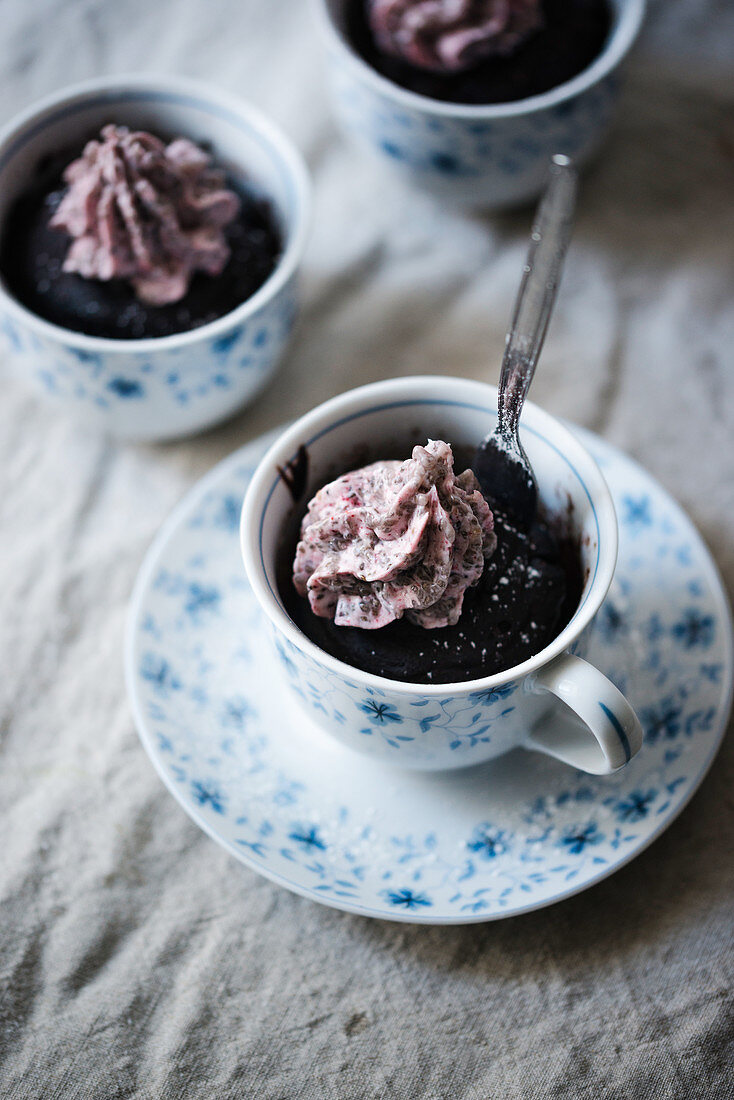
1 2 733 1096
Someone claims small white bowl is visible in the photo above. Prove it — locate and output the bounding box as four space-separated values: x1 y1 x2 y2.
313 0 646 208
0 76 311 441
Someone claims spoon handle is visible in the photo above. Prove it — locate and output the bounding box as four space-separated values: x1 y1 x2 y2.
497 155 578 437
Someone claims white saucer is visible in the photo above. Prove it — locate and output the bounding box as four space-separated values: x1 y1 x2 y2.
125 428 733 923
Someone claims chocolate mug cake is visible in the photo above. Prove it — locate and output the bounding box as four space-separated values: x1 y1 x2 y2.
0 124 282 340
280 438 582 684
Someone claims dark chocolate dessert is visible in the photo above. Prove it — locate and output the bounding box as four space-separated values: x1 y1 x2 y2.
279 440 582 685
347 0 613 106
0 126 282 340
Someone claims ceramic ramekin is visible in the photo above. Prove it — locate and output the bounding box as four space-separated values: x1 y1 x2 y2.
241 376 643 773
0 75 311 441
313 0 646 208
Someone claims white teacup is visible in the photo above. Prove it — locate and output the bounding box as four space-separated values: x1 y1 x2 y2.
241 376 643 774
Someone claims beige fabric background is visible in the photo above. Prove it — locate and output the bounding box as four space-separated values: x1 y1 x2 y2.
1 2 733 1097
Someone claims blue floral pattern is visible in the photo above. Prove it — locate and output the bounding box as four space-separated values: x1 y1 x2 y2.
360 700 403 725
382 889 432 910
0 280 296 440
325 41 620 207
127 430 732 922
467 824 511 860
272 636 522 762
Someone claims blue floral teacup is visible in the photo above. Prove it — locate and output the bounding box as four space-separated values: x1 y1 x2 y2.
313 0 646 208
241 376 643 773
0 76 310 441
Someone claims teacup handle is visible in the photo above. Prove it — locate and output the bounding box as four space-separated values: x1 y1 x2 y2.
526 653 643 774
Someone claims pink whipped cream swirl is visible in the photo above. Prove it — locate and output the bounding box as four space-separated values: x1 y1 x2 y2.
293 440 496 630
368 0 543 73
49 125 240 306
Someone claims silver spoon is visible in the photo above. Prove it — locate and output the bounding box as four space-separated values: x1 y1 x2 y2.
473 155 577 528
